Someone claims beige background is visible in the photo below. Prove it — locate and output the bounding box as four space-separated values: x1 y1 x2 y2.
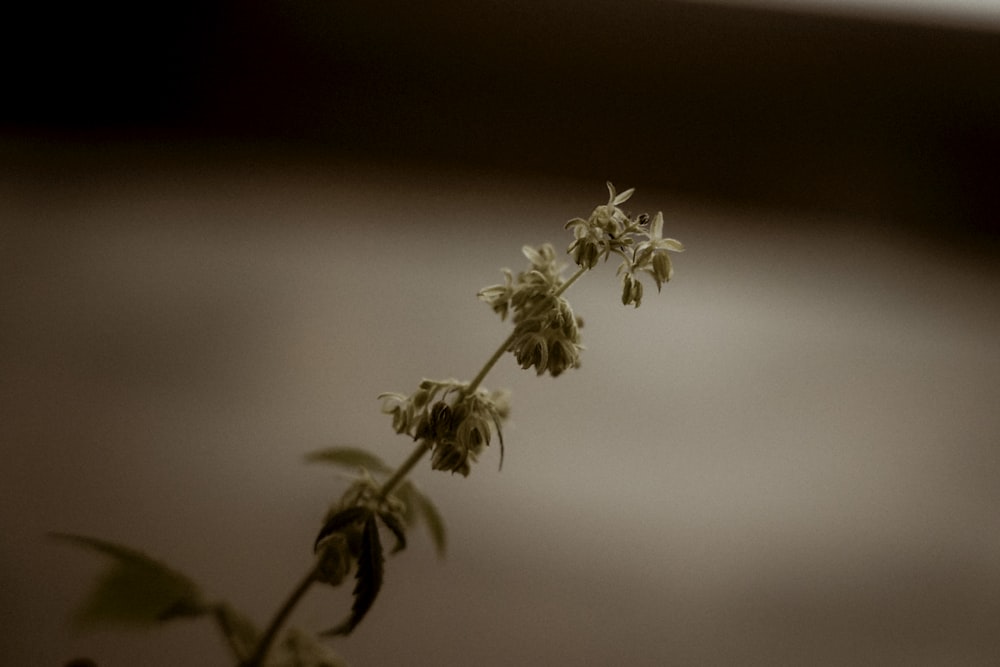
3 2 1000 663
3 148 999 665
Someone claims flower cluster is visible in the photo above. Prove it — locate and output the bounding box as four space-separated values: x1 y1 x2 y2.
565 182 684 307
479 244 583 377
379 379 510 477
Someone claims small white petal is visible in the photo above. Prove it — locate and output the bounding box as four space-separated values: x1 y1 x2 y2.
651 211 664 239
522 245 543 265
613 187 635 205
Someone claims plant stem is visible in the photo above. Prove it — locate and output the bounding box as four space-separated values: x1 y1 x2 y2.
467 329 519 395
377 438 432 500
242 263 590 665
241 565 319 667
554 265 587 298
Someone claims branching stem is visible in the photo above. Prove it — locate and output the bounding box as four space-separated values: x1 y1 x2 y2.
242 263 590 666
241 565 319 667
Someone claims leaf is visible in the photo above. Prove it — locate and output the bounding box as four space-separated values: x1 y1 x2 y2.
314 506 371 552
492 413 505 472
305 447 393 474
211 602 259 663
396 482 447 558
394 482 418 526
324 515 384 636
377 511 407 554
50 533 207 629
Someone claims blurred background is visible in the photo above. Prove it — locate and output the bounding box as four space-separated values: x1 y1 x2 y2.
3 1 999 665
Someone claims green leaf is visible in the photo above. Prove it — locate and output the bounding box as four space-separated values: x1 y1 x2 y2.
51 533 207 629
305 447 393 474
211 602 259 663
377 511 407 555
314 506 371 552
397 482 447 558
324 515 384 636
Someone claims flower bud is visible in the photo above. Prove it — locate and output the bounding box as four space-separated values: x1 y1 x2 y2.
651 251 672 290
571 237 600 269
431 440 471 477
411 388 430 410
430 401 453 439
546 339 580 377
512 331 549 374
632 278 644 307
456 414 491 452
379 392 413 434
621 274 643 307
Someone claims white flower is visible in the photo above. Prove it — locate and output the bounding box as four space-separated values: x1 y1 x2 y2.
633 211 685 290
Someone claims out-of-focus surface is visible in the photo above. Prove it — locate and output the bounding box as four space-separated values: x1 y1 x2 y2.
4 1 999 237
3 149 999 666
3 1 1000 665
700 0 1000 29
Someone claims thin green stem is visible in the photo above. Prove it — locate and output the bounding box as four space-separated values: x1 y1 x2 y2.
467 329 519 395
241 565 319 667
377 438 432 501
554 265 587 298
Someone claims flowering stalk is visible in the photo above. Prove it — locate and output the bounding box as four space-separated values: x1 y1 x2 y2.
250 182 683 662
57 183 683 667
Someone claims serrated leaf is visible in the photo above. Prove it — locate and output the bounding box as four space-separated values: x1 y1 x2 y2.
211 602 259 663
324 515 384 636
377 511 407 555
51 533 207 629
396 482 447 558
314 506 371 552
305 447 393 474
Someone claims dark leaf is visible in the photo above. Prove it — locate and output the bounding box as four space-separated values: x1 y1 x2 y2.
314 506 371 552
377 511 407 554
324 515 384 636
493 413 505 471
305 447 393 474
50 533 207 629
